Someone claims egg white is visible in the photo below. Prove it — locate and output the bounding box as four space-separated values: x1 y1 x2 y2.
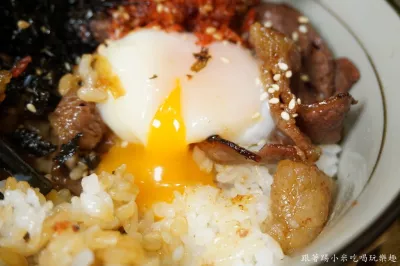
97 29 274 147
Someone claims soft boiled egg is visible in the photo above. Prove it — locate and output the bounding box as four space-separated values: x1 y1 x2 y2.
96 29 275 209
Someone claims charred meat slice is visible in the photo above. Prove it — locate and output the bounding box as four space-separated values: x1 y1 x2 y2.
297 93 357 144
195 135 261 164
249 23 320 162
254 3 311 56
252 3 360 145
264 160 334 254
258 144 302 164
50 89 107 150
290 73 318 105
253 3 361 101
195 135 301 165
335 58 361 94
305 41 335 100
248 22 301 74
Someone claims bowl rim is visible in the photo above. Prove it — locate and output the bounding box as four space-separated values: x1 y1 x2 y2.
316 1 400 263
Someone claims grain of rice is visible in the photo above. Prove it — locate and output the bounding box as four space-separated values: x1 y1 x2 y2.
172 245 184 261
143 232 163 251
77 87 108 103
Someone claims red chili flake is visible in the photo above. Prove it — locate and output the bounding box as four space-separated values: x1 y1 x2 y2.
195 32 214 46
242 8 256 33
11 56 32 78
236 228 249 238
107 0 259 45
53 221 71 233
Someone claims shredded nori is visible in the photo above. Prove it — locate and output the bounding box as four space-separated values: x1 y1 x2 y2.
0 0 115 172
0 0 129 179
11 128 56 157
53 133 83 165
0 0 100 118
82 152 101 170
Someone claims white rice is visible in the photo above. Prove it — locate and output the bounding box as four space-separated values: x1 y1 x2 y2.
0 145 341 266
147 148 283 265
316 144 341 177
71 173 114 221
0 187 53 246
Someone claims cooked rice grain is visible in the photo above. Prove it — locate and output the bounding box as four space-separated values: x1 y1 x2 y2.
0 147 340 266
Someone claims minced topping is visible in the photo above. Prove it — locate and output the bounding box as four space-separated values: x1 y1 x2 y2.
191 47 212 72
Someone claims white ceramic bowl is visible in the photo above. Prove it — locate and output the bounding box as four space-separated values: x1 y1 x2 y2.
270 0 400 265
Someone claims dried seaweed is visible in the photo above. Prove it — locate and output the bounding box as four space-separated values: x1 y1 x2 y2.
0 0 115 162
82 152 101 170
11 128 56 157
53 133 83 165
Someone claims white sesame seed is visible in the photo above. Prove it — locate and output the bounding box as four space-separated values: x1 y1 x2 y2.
268 88 275 94
299 25 308 33
26 103 37 113
298 16 309 24
121 141 128 148
64 62 71 71
222 40 229 46
297 98 302 104
201 3 213 13
292 113 298 118
281 111 290 121
213 33 223 40
152 119 161 128
220 57 230 64
273 74 281 81
288 98 296 110
300 74 310 82
252 112 261 119
292 32 299 41
255 78 261 86
205 27 217 34
263 21 273 28
278 62 288 71
17 20 30 30
272 84 280 91
122 12 130 20
260 92 268 101
269 98 279 104
285 71 293 78
157 4 164 13
152 25 161 30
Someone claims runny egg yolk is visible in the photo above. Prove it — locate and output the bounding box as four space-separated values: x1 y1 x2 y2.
97 81 214 209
